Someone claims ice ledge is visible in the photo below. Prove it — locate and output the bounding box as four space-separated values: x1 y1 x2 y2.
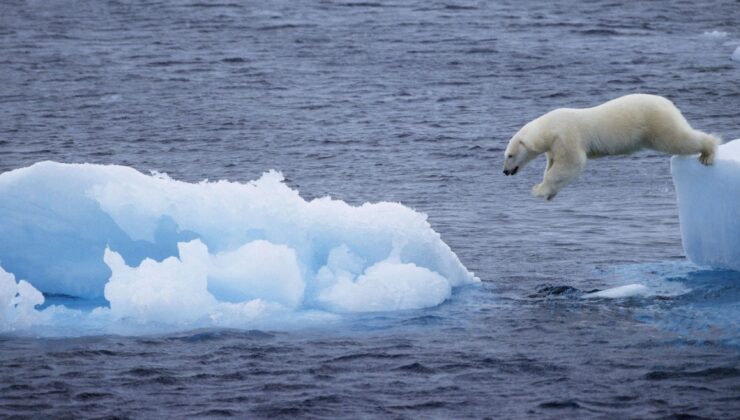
671 139 740 271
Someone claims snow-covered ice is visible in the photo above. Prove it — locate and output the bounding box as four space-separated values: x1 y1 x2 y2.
583 283 650 299
671 139 740 272
0 162 479 333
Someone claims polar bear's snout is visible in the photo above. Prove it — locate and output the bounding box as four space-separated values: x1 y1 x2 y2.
503 166 518 176
503 136 530 176
502 149 522 175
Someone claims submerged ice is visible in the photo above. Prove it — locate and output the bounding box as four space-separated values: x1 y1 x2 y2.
0 162 478 332
671 139 740 272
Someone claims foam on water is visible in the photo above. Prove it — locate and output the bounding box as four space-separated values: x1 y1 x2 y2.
701 30 728 38
0 162 478 334
583 283 650 299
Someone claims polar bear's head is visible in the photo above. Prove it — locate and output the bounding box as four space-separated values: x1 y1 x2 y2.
503 135 538 176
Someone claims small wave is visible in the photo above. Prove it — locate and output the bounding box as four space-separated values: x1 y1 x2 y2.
169 329 274 342
145 60 196 67
256 23 318 31
221 57 247 63
396 362 435 374
126 367 171 377
644 367 740 381
331 352 405 362
444 4 477 10
573 29 624 36
182 2 242 8
74 392 113 401
49 349 116 358
529 284 586 298
196 409 237 417
465 47 497 54
538 400 581 409
543 91 572 98
401 314 444 326
571 28 640 37
336 2 387 7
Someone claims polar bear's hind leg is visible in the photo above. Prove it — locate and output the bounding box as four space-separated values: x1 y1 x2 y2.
650 127 719 166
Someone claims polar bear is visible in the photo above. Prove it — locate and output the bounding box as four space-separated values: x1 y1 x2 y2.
502 94 719 200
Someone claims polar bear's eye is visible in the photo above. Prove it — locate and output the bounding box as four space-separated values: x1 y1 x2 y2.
507 154 513 158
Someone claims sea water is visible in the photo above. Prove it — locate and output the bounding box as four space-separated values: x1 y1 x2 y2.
1 0 739 417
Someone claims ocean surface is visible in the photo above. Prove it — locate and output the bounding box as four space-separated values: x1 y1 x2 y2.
2 0 740 417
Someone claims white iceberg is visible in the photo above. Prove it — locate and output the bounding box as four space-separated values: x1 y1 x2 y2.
0 162 479 332
671 139 740 271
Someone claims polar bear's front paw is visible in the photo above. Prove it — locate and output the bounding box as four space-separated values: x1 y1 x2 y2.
532 183 558 201
532 183 545 197
699 151 714 166
532 183 549 198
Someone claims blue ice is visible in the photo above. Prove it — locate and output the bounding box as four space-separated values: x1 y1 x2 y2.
0 162 478 333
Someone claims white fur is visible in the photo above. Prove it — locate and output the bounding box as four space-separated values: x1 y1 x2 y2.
502 94 719 200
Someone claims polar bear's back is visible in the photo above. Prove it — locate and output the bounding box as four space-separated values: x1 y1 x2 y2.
576 94 691 157
593 93 681 118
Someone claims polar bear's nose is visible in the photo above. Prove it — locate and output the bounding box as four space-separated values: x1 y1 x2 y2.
504 166 519 176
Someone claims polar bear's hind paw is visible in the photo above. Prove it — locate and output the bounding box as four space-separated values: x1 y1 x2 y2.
699 151 714 166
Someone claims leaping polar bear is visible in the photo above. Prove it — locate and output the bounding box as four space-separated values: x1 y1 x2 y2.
502 94 719 200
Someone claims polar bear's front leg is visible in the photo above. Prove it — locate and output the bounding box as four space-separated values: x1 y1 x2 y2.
532 150 586 200
533 152 556 199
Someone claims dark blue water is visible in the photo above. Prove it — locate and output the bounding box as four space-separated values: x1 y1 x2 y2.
2 0 740 417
